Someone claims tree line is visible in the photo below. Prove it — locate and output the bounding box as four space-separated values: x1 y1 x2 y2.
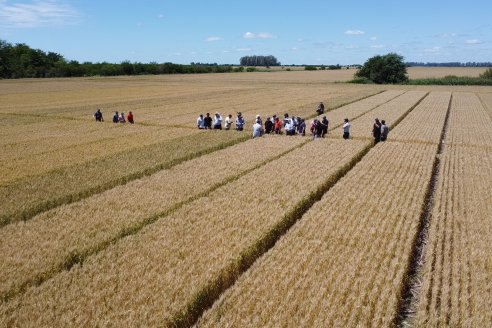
0 39 239 79
239 55 280 66
406 62 492 67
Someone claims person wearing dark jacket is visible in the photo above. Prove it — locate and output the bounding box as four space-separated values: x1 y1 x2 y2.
94 109 103 122
372 118 382 144
204 113 213 129
265 117 274 134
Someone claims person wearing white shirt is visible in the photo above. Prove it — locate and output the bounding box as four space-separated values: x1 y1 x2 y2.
252 121 263 138
343 118 351 139
224 114 233 130
197 114 205 129
213 112 223 130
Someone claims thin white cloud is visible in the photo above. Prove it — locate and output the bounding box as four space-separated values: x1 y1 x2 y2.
243 31 275 39
206 36 222 42
465 39 481 44
0 0 78 28
345 30 365 35
236 47 251 52
424 46 441 53
370 44 385 49
369 36 377 41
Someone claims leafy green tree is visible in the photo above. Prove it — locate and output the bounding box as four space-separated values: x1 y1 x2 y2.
480 67 492 79
355 53 408 84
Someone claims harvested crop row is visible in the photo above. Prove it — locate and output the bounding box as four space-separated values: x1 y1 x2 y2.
446 92 492 147
348 91 427 138
415 145 492 327
0 131 247 226
0 136 306 301
1 126 195 185
388 91 451 144
480 92 492 118
0 139 370 327
196 141 440 327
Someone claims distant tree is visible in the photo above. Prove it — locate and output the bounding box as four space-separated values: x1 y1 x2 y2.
480 68 492 79
355 53 408 84
239 55 280 66
304 65 317 71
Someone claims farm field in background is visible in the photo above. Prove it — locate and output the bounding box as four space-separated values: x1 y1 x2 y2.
1 72 491 327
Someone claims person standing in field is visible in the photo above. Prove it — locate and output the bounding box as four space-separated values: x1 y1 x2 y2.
113 111 119 124
316 102 325 115
224 114 233 130
235 112 245 131
274 117 282 134
321 116 329 137
94 109 103 122
265 117 273 134
213 112 223 129
372 118 382 144
297 118 306 136
252 120 263 138
197 114 205 129
380 120 389 141
204 113 213 129
343 118 351 139
127 111 134 124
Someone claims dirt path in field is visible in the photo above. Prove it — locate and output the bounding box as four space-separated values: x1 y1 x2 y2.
395 94 453 327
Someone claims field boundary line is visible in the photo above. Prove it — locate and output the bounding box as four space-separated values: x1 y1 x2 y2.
167 92 429 328
0 90 385 228
0 139 310 303
394 93 453 327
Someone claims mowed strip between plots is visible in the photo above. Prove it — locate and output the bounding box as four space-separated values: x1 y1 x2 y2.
415 93 492 327
195 92 450 327
0 139 370 327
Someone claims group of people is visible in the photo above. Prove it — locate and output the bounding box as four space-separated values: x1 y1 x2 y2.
196 112 240 130
93 109 134 124
372 118 389 144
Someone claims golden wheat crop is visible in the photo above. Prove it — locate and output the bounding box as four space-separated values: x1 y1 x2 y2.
0 136 305 301
348 90 427 138
446 92 492 147
415 145 492 327
389 91 451 144
0 139 370 327
0 131 247 226
196 142 439 327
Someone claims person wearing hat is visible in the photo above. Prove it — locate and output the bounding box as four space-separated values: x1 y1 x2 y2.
255 114 262 125
252 120 263 138
197 114 205 129
213 112 223 129
235 112 245 131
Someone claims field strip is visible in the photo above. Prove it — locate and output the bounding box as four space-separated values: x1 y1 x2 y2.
0 136 306 302
479 92 492 120
0 90 393 227
0 132 249 227
389 92 452 145
414 146 492 327
196 140 442 327
314 90 404 128
0 139 372 327
349 91 428 139
0 127 197 185
446 92 492 148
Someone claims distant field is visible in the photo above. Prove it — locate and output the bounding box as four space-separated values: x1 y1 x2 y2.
1 73 491 327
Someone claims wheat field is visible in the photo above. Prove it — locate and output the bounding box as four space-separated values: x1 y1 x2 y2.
1 72 491 327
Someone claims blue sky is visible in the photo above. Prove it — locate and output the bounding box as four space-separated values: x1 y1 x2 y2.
0 0 491 65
